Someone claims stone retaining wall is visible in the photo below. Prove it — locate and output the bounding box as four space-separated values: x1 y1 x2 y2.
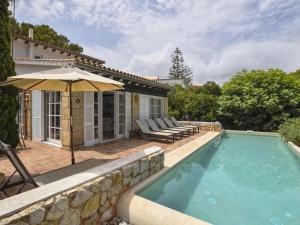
181 121 223 132
0 147 164 225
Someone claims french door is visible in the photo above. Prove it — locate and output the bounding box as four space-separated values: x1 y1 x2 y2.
102 92 115 141
84 91 127 146
45 91 62 145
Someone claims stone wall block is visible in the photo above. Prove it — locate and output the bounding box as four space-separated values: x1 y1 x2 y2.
150 161 156 168
112 170 122 185
100 208 113 222
46 196 69 221
139 158 149 174
129 175 141 187
121 165 133 178
155 163 161 172
132 162 140 176
122 176 132 186
83 177 104 194
99 201 110 214
148 154 156 163
71 189 93 208
59 208 80 225
84 211 99 225
29 207 45 225
108 184 122 199
81 194 100 219
155 154 161 162
141 170 150 181
0 210 30 225
100 192 107 206
101 178 112 192
150 167 156 175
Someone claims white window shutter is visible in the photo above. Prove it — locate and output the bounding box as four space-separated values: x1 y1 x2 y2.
114 92 119 139
32 91 43 140
84 92 94 146
161 97 165 117
125 92 131 138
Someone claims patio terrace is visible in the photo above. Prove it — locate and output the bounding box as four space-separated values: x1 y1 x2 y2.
0 131 208 198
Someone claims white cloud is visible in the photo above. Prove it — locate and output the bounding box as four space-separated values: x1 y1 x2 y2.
16 0 300 83
17 0 65 20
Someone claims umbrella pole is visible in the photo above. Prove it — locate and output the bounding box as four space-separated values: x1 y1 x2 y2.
69 81 75 165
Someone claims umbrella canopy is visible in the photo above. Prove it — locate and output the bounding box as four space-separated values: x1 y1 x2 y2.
0 67 124 91
0 67 124 165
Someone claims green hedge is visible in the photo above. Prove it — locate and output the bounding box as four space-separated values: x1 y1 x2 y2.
278 118 300 146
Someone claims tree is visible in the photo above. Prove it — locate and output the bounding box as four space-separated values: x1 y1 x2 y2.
197 81 221 96
10 18 83 53
218 69 300 131
168 47 193 87
0 0 19 147
290 69 300 80
168 84 219 121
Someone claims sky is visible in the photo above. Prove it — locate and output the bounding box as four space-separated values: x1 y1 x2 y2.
14 0 300 84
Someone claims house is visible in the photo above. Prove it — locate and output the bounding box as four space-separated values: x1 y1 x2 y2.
13 30 172 150
143 76 185 87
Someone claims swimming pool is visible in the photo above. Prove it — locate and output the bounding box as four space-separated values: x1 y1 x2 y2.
138 132 300 225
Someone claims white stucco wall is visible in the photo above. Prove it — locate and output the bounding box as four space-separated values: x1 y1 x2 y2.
13 39 73 60
15 64 60 75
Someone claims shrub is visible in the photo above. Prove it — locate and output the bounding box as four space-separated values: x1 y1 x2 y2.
218 69 300 131
279 118 300 146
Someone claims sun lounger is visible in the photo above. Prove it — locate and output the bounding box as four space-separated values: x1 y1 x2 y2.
0 141 38 197
145 119 183 139
170 117 200 132
156 118 192 135
163 117 195 134
0 141 103 197
136 120 175 142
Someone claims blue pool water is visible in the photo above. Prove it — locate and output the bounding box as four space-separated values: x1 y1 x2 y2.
138 133 300 225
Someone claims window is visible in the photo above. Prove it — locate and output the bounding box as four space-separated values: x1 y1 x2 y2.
150 98 162 119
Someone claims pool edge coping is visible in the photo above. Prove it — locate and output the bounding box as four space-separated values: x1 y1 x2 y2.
117 131 221 225
225 129 280 136
288 142 300 158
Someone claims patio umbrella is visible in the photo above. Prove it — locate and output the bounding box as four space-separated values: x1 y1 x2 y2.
0 67 124 165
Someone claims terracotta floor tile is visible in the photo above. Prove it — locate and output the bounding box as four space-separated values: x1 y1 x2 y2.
0 131 208 199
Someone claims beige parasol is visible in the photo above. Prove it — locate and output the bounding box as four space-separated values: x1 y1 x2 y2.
0 67 124 164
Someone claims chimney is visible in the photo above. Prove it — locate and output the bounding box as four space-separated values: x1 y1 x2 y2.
28 28 34 39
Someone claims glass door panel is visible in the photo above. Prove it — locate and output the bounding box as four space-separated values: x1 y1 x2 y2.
45 91 61 144
103 92 115 141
